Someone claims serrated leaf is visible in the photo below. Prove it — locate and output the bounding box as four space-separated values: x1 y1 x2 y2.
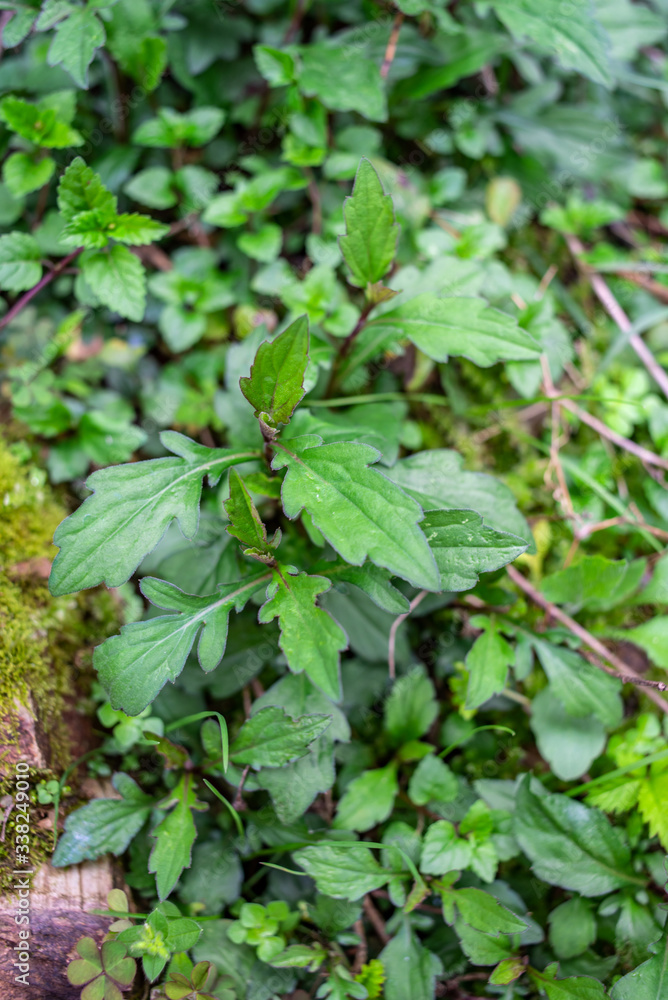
379 922 442 1000
513 777 639 896
465 615 515 709
149 775 199 899
0 94 82 147
47 6 106 87
314 560 410 614
94 574 268 715
0 232 42 291
528 964 608 999
422 508 527 591
3 153 55 197
58 157 116 220
610 931 668 999
230 706 331 767
293 845 391 900
540 556 645 613
239 316 309 427
359 294 540 369
80 244 147 321
637 769 668 849
408 754 458 807
107 213 170 246
273 436 440 591
258 570 346 700
339 158 398 290
224 469 271 553
420 820 472 875
52 773 153 866
49 431 260 595
441 886 527 935
333 763 399 832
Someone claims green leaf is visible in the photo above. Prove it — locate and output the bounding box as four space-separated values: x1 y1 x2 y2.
532 640 623 727
385 668 438 745
58 157 116 221
540 556 645 612
258 569 347 700
298 41 387 122
530 689 606 782
420 820 472 875
3 153 55 197
621 617 668 670
490 958 526 985
315 560 410 615
52 773 153 866
123 167 177 209
379 922 442 1000
224 469 272 554
0 232 42 291
488 0 612 86
465 615 514 709
422 509 527 591
253 44 295 86
610 931 668 999
293 844 391 900
333 763 399 832
132 107 225 148
408 755 458 807
230 706 331 768
47 6 106 87
440 886 527 935
49 431 260 595
80 245 147 321
0 94 82 147
273 436 440 591
149 775 199 899
94 574 268 715
387 450 532 546
239 316 310 428
548 898 596 959
106 213 170 246
528 964 608 999
454 920 516 966
361 295 541 368
513 777 640 896
339 158 398 290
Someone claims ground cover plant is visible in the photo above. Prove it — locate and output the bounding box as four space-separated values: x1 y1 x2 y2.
2 0 668 998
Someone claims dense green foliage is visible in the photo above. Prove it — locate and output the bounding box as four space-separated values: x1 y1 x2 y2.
2 1 668 998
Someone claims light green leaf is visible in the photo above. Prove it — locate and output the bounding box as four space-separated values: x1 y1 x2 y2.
465 615 514 709
385 668 438 745
0 94 82 147
490 958 526 985
94 574 268 715
422 509 527 591
489 0 612 86
540 556 645 613
637 769 668 849
149 775 200 900
237 223 282 263
58 157 116 221
253 44 295 86
610 931 668 999
239 316 310 427
528 964 608 999
362 294 540 368
530 689 606 782
513 777 639 896
454 920 516 965
420 820 472 875
273 436 440 591
533 639 623 728
230 706 331 768
293 844 391 900
123 167 177 209
621 618 668 670
3 153 55 198
408 755 458 807
549 898 596 959
298 41 387 122
49 431 260 595
334 763 399 832
380 922 442 1000
47 6 106 87
339 158 398 290
132 107 225 148
441 886 527 935
258 570 347 700
52 773 153 866
106 213 170 246
387 450 532 545
0 232 42 291
80 245 147 321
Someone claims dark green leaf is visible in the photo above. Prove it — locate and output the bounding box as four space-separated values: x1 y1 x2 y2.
239 316 310 427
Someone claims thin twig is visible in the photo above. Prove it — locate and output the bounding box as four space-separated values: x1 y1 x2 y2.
541 357 575 521
283 0 306 43
619 270 668 306
351 919 368 974
232 764 250 811
566 234 668 401
304 167 322 235
380 9 404 79
583 650 668 692
506 565 668 713
0 249 82 331
559 396 668 471
363 895 390 945
388 589 428 680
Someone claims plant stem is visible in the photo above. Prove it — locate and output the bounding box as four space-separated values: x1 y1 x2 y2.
0 249 82 331
506 565 668 714
380 9 404 79
324 299 377 397
388 589 428 680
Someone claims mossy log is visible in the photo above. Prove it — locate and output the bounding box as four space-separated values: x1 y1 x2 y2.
0 438 123 998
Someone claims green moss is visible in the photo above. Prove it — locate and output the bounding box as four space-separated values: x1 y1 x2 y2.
0 437 119 891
